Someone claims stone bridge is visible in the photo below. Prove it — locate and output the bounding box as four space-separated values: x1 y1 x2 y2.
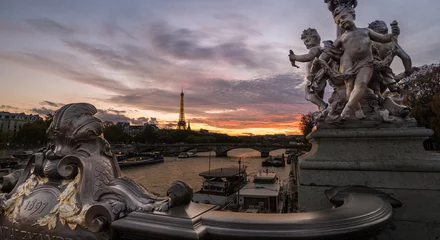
113 143 310 158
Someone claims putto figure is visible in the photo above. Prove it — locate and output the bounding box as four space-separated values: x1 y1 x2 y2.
289 28 328 112
331 6 400 119
368 20 413 95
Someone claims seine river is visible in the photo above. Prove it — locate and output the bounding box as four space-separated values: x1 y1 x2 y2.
121 149 291 196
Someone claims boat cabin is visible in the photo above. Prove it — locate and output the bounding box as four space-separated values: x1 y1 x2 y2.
238 169 281 213
199 167 246 195
193 167 247 205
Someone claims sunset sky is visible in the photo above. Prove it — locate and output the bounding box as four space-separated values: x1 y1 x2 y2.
1 0 439 136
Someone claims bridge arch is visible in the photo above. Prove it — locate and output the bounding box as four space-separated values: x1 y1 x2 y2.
128 143 310 158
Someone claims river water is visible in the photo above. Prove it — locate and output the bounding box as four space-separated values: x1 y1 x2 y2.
121 149 291 196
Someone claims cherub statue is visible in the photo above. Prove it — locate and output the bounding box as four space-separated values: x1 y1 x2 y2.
331 6 400 120
368 20 414 117
368 20 413 95
289 28 328 111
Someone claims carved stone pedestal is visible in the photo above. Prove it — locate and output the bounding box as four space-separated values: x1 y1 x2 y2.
298 126 440 240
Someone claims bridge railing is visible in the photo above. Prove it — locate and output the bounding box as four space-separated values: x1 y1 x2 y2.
112 193 394 240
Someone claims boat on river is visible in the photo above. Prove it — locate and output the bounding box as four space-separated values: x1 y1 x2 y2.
286 153 299 164
238 169 283 213
192 167 247 205
262 155 285 167
12 150 34 160
177 152 197 158
0 168 12 177
117 152 164 167
0 157 19 169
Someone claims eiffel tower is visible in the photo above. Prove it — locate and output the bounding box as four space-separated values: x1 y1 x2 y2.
177 88 187 130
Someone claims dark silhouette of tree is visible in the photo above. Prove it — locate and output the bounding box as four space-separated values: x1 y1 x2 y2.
134 125 158 144
402 63 440 143
103 125 131 143
299 112 314 141
103 121 114 129
14 120 48 146
45 113 53 124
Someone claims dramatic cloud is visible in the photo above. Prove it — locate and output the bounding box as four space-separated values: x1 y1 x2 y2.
106 109 126 114
0 105 19 111
31 107 54 116
100 21 136 40
26 105 158 126
95 109 160 126
149 22 280 70
149 117 158 125
40 101 64 108
0 51 130 94
26 18 85 36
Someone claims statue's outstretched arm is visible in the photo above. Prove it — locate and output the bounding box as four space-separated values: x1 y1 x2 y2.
368 28 394 43
291 47 321 62
395 44 412 74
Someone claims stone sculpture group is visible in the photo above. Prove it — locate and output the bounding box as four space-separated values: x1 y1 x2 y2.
289 0 416 124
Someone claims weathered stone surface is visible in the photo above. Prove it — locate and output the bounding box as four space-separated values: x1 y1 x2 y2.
300 169 440 190
389 189 440 223
298 186 333 212
428 223 440 240
298 125 440 240
389 221 429 240
300 127 436 162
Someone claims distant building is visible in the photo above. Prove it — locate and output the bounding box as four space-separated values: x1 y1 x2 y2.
128 126 144 137
116 122 159 137
263 134 287 141
116 122 130 133
144 123 159 132
0 112 42 139
200 129 210 134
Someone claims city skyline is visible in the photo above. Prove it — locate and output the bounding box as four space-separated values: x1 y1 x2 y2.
1 0 440 136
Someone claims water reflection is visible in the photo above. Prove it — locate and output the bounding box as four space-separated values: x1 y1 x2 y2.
121 149 290 196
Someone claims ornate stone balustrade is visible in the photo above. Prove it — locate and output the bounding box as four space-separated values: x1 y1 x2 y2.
112 193 393 240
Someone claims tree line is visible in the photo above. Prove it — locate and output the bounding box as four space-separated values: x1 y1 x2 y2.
102 123 292 144
0 114 53 147
2 115 295 148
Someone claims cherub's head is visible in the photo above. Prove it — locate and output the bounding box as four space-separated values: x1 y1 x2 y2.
368 20 388 34
333 6 356 30
301 28 321 49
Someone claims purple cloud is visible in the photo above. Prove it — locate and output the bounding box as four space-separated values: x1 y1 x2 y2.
40 101 64 107
26 18 85 36
95 109 159 126
149 22 279 69
31 107 54 116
